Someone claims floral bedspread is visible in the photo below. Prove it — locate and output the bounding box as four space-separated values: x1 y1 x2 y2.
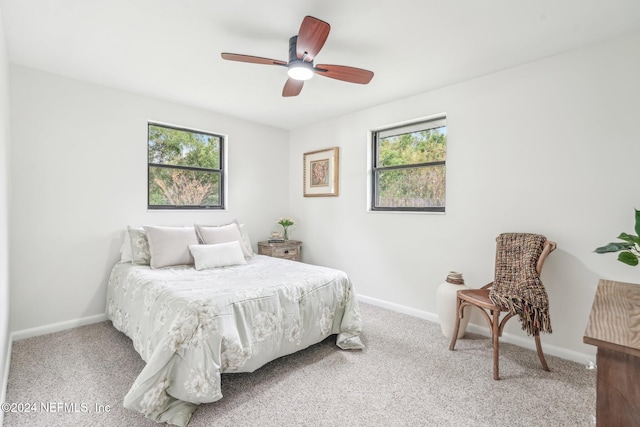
106 255 363 426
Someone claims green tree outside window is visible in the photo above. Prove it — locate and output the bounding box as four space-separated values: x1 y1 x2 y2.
148 123 224 209
372 118 447 212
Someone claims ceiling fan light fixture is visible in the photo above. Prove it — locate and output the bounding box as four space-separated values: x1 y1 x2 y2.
287 62 314 81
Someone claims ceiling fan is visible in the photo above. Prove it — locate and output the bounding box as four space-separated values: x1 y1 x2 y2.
221 16 374 97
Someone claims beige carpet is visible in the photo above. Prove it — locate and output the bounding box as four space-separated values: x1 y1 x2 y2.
4 303 596 426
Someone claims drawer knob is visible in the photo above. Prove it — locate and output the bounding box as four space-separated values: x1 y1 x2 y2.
284 250 289 254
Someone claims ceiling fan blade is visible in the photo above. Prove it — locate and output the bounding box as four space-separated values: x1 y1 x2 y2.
314 64 374 84
282 78 304 97
221 53 287 66
296 16 330 61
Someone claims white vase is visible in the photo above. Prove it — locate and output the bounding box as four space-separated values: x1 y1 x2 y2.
436 271 470 339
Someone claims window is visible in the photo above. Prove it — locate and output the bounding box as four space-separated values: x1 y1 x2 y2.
148 123 225 209
371 116 446 212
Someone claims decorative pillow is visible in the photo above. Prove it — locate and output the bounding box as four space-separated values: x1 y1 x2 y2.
189 241 247 270
195 222 252 258
128 226 150 265
143 226 199 269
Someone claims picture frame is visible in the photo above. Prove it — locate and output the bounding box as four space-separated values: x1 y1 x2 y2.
303 147 339 197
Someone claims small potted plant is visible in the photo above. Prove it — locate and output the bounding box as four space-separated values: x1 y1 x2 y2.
594 209 640 267
277 217 295 241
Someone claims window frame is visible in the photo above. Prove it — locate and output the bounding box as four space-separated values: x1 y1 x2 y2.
147 122 226 210
370 116 447 213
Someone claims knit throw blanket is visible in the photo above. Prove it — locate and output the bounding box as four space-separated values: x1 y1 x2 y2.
489 233 552 335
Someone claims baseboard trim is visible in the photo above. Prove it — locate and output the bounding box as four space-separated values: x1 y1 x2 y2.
11 313 108 342
358 294 440 323
358 294 594 365
1 336 12 425
6 297 594 366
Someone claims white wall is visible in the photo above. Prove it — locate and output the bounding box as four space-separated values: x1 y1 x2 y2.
0 3 11 418
9 66 290 332
289 33 640 358
5 31 640 364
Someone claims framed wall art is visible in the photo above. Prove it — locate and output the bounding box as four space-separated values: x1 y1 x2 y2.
303 147 339 197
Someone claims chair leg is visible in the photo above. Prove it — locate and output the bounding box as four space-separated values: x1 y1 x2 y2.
449 296 462 351
492 310 500 380
534 333 550 372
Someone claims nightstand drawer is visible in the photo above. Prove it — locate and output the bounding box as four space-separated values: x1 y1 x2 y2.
272 246 298 258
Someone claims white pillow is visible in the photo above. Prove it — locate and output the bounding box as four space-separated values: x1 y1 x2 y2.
189 241 247 270
120 229 133 263
238 224 254 256
195 223 252 258
143 226 199 269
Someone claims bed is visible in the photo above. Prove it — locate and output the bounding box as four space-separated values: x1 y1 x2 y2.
106 230 364 426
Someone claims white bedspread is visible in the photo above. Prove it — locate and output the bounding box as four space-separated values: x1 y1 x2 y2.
106 255 363 426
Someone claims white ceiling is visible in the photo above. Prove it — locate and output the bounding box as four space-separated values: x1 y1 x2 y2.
2 0 640 130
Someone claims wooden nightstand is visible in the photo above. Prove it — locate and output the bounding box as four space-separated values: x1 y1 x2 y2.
258 240 302 262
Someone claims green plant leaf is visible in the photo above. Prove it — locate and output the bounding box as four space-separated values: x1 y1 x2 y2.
618 251 639 266
635 208 640 236
594 242 635 253
617 233 640 245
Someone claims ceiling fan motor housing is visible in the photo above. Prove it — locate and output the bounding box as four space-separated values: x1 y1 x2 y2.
289 36 309 64
288 35 314 80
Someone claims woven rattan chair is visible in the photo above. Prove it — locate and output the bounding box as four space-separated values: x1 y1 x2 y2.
448 233 556 380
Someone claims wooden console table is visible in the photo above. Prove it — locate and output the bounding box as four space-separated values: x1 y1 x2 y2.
583 279 640 426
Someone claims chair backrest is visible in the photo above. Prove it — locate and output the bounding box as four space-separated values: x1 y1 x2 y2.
494 233 548 287
490 233 557 335
493 233 557 280
536 239 557 275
